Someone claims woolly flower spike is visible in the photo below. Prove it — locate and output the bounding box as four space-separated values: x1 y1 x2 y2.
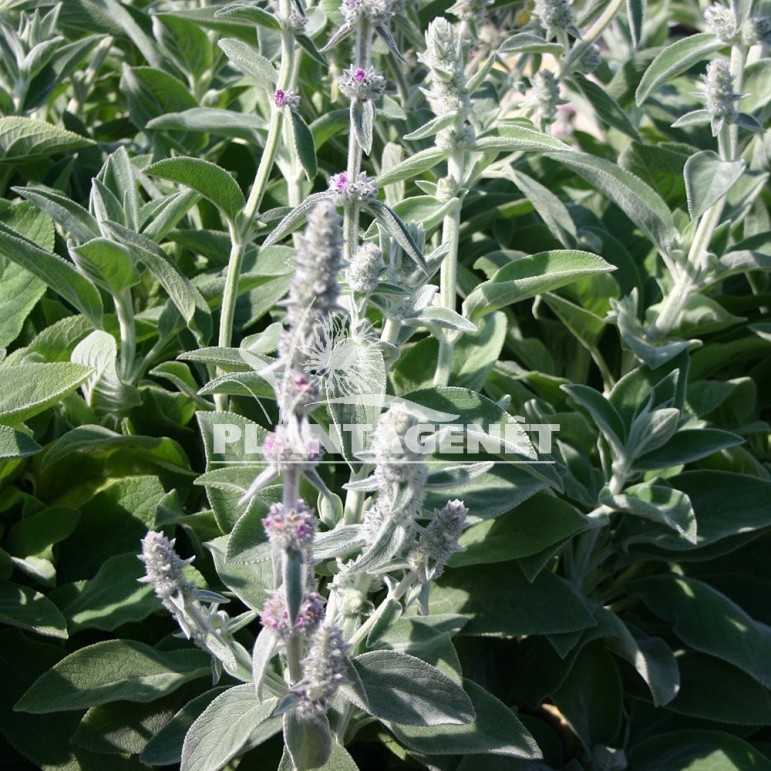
338 66 387 102
341 0 394 26
138 531 196 610
329 171 378 204
295 623 350 716
409 499 468 582
531 69 565 127
347 242 383 293
263 500 317 552
275 88 301 111
534 0 575 39
704 58 740 135
579 44 602 74
260 590 325 640
423 17 460 71
278 367 321 415
262 423 323 470
704 5 739 43
449 0 491 24
283 200 343 356
741 16 771 46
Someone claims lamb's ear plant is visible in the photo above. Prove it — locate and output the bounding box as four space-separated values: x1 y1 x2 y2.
1 0 771 768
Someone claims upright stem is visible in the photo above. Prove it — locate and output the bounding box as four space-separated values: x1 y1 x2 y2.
115 289 136 383
652 46 746 339
215 4 297 409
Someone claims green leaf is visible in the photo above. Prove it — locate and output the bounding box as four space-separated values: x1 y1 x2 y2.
429 563 596 636
562 383 627 452
147 157 245 221
499 33 563 55
628 730 771 771
218 39 276 89
631 574 771 688
71 331 141 414
570 73 641 142
289 110 318 180
634 427 743 469
14 186 100 244
105 222 212 344
402 306 477 333
605 482 697 543
390 679 540 758
71 238 140 293
0 117 94 165
0 222 103 327
284 710 332 771
450 492 589 567
719 232 771 274
41 424 191 475
475 124 572 153
140 688 229 766
72 687 201 756
667 653 771 725
635 33 724 105
0 582 67 639
464 250 615 320
367 200 426 271
214 3 281 29
7 506 79 560
15 641 212 714
377 147 446 186
181 685 281 771
551 644 623 750
598 610 680 707
0 424 41 459
509 170 578 248
0 257 45 349
684 151 745 220
622 470 771 550
345 651 475 726
626 0 645 47
0 363 93 425
147 108 265 140
55 553 160 633
546 152 677 255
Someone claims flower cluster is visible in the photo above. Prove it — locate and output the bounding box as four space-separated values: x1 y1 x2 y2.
704 4 740 42
260 590 325 640
349 406 429 572
274 88 300 111
282 200 344 361
264 500 317 552
436 123 476 151
533 0 576 39
530 69 565 127
409 499 468 582
341 0 394 27
419 19 469 116
347 242 383 293
704 58 740 135
138 531 196 610
338 66 387 102
261 423 323 471
329 171 378 204
139 532 248 680
449 0 491 24
294 624 351 716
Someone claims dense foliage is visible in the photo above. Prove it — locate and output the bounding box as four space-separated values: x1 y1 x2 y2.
0 0 770 768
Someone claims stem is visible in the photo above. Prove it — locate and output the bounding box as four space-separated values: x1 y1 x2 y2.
215 8 297 408
115 289 136 383
347 572 415 649
651 44 746 339
433 153 465 387
566 0 625 71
